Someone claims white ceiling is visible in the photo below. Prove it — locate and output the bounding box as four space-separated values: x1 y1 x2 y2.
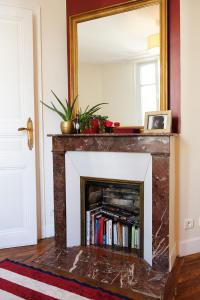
78 4 160 64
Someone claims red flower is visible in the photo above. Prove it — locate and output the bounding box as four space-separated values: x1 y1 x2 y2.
82 128 98 134
91 118 99 129
114 122 120 127
104 120 113 127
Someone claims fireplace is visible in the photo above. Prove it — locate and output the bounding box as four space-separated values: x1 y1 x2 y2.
65 151 152 265
80 177 144 257
50 133 176 272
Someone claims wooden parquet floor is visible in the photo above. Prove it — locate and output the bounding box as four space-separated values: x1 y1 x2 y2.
164 252 200 300
1 239 200 300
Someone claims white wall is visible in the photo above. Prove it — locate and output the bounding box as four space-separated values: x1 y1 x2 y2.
40 0 67 238
0 0 67 238
179 0 200 256
79 62 139 126
78 64 103 111
102 63 138 125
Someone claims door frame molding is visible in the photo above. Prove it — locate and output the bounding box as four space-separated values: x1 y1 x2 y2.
34 6 47 239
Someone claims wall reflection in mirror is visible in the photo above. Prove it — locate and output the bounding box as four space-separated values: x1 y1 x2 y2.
78 4 160 126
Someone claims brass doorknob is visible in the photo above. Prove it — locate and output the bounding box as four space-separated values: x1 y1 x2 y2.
18 118 34 150
18 127 29 131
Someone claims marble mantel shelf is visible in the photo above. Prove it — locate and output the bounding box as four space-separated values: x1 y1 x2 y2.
49 133 176 156
50 133 176 273
48 133 176 137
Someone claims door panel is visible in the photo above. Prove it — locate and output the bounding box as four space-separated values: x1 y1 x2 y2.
0 6 37 248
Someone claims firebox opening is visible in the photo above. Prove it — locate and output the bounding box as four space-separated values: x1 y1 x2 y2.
80 177 144 257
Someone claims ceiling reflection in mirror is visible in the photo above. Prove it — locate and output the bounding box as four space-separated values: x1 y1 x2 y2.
77 4 160 126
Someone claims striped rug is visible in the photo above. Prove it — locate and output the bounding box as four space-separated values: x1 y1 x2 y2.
0 260 129 300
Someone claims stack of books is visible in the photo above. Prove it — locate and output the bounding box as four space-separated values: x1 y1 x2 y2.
86 208 140 249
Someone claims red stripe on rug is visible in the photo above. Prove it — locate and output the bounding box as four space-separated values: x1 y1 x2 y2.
0 277 57 300
0 260 124 300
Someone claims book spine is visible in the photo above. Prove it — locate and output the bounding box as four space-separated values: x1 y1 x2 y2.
103 219 107 245
113 223 117 246
90 213 93 245
91 209 102 245
137 227 140 249
134 227 138 248
129 226 133 248
86 211 90 246
95 218 99 245
108 219 113 246
131 225 135 249
116 223 119 246
122 225 126 247
119 223 123 247
106 220 109 245
91 214 95 245
125 225 129 248
135 227 140 249
99 217 104 246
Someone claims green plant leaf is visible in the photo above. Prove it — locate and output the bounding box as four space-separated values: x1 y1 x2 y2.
70 95 78 114
85 103 107 115
41 101 55 111
84 105 90 114
42 94 108 125
51 90 69 115
41 101 66 121
51 102 67 121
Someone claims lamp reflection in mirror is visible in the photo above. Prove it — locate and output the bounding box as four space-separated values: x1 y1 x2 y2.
147 33 160 49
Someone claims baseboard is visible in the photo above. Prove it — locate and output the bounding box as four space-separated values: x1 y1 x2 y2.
169 243 177 271
179 237 200 257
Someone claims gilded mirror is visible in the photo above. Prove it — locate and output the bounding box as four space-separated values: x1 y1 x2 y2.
69 0 168 126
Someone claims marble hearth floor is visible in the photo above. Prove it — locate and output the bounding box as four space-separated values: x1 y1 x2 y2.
34 245 168 299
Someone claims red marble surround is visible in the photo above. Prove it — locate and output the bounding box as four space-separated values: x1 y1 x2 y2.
50 133 173 273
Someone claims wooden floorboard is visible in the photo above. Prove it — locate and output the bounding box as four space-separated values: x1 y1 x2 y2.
164 253 200 300
0 238 54 263
1 239 200 300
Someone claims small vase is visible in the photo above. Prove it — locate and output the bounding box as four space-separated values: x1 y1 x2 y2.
105 126 113 133
60 121 74 134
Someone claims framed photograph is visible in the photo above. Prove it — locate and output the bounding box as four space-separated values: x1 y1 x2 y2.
144 110 172 133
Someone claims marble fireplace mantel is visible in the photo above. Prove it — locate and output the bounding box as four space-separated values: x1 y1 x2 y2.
49 133 176 273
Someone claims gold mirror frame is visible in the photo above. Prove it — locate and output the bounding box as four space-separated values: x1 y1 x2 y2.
69 0 168 121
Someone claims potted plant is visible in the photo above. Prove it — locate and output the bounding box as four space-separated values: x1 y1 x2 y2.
78 103 108 133
41 90 77 134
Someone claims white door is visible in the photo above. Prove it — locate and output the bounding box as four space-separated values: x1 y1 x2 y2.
0 6 37 248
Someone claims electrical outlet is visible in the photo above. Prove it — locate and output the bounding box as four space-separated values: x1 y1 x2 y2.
184 218 194 230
